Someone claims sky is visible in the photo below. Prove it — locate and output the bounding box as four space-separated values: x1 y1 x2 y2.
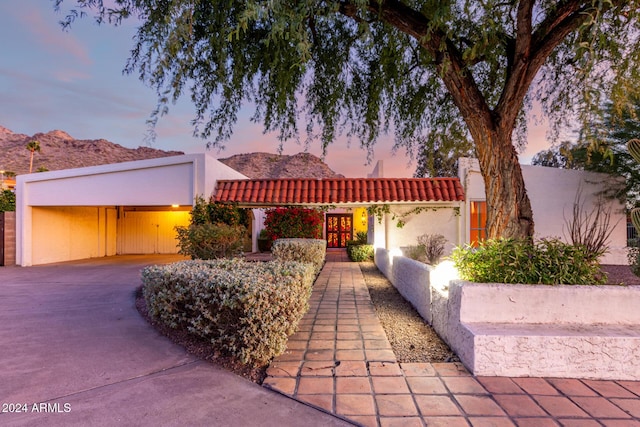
0 0 555 178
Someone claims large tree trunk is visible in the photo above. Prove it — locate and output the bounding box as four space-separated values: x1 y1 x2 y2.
471 124 534 239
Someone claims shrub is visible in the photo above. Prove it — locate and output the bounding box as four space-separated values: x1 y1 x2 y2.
190 196 249 227
0 189 15 212
264 207 323 240
404 245 426 262
405 233 447 264
175 223 246 259
142 259 314 366
451 238 607 285
628 238 640 276
346 241 374 262
272 238 326 275
355 231 368 244
563 188 617 262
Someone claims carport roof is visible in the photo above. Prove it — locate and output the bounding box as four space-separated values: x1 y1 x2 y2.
213 177 465 206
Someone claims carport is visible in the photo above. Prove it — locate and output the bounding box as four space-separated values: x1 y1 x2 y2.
16 154 247 266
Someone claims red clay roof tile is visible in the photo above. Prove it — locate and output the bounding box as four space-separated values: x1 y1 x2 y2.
213 178 465 205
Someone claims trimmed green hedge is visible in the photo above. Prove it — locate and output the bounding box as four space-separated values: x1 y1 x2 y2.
346 241 374 262
142 259 314 366
272 238 327 275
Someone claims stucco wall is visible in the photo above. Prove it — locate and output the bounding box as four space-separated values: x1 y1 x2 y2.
116 210 190 254
374 248 433 323
387 205 461 254
458 158 628 264
31 207 114 265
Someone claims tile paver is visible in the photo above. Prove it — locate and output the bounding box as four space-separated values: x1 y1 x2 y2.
455 395 508 416
547 378 600 397
441 376 488 394
406 376 449 394
375 394 420 416
582 379 639 398
336 377 373 394
571 396 632 418
264 258 640 427
511 377 560 396
532 395 591 418
467 417 516 427
610 398 640 417
414 395 463 416
513 417 560 427
492 394 548 417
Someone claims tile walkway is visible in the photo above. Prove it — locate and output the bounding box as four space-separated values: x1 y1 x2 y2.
263 256 640 427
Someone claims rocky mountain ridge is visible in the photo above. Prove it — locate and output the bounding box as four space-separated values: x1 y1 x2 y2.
0 126 342 179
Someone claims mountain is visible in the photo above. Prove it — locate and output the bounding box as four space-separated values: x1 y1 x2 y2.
218 152 344 179
0 126 343 179
0 127 184 175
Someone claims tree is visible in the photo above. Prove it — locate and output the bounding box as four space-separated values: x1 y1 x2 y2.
413 132 475 178
0 189 16 212
26 140 41 174
532 97 640 206
56 0 640 239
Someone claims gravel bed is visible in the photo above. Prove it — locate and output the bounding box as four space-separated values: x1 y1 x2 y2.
359 261 458 363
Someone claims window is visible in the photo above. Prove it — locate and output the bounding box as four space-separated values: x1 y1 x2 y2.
470 201 487 247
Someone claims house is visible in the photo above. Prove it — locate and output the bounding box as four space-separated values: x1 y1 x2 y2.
12 153 627 266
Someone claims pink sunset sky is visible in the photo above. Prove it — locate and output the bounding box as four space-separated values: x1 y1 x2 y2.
0 1 559 177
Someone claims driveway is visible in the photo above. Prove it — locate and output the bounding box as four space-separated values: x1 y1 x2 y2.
0 255 352 426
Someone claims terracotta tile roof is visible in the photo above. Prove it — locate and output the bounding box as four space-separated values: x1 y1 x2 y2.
213 178 465 205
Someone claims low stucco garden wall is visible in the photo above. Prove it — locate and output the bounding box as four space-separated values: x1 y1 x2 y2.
375 247 640 380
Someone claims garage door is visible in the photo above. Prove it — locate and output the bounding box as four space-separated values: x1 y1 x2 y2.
116 209 190 254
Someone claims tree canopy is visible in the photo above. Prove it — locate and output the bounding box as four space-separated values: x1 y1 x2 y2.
56 0 640 239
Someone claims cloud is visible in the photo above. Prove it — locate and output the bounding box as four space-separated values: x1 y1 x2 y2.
7 3 92 68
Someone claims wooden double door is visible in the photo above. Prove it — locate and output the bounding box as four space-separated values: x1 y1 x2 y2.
326 213 353 248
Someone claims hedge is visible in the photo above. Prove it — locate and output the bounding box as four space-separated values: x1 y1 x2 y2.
142 258 314 366
271 238 327 276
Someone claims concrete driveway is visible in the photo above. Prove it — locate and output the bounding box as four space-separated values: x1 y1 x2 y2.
0 255 352 426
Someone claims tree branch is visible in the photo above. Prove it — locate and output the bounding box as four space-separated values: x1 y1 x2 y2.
496 0 592 127
338 0 494 129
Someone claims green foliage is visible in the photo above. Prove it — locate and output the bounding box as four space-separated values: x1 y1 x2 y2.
0 190 15 212
264 207 323 241
451 238 607 285
355 231 368 244
271 238 326 276
346 241 374 262
190 196 249 227
55 0 640 162
141 259 314 366
628 239 640 277
175 223 246 260
414 134 476 178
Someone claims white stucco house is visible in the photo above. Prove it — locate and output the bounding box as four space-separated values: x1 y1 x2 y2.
13 153 628 266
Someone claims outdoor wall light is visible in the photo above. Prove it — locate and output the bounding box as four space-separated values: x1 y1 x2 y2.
171 204 179 208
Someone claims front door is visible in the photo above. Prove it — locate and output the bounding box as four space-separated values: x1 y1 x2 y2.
326 214 353 248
